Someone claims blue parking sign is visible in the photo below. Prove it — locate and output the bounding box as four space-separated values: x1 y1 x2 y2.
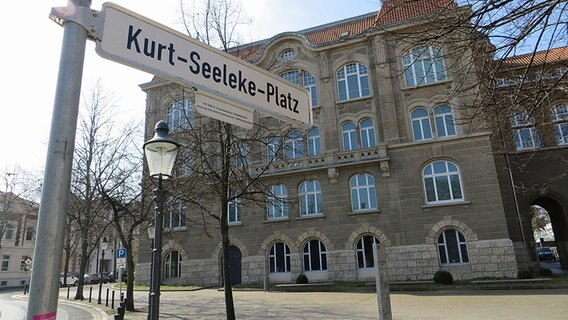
117 248 127 259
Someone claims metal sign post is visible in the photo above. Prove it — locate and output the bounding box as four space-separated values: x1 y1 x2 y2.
27 1 91 319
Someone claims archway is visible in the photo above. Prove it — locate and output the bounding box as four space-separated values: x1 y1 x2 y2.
227 246 242 285
531 197 568 270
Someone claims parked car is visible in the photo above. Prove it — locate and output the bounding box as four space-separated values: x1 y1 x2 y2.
60 273 78 287
537 247 556 261
84 273 102 284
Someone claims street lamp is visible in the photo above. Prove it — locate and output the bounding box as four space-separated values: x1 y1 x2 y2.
98 238 108 304
144 120 180 320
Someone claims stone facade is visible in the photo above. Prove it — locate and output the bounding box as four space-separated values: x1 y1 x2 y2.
136 3 537 286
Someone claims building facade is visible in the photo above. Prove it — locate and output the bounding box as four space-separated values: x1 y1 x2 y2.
137 0 566 286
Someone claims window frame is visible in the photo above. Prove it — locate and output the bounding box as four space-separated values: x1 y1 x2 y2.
1 255 9 271
411 108 433 141
422 160 464 204
356 235 379 269
359 118 377 148
280 69 318 107
227 195 241 225
267 184 289 220
350 173 378 212
303 239 327 271
337 63 370 101
299 180 323 216
551 104 568 145
437 229 469 265
342 121 358 151
165 197 187 230
284 129 304 160
433 104 456 138
307 127 321 156
164 251 182 278
166 98 192 132
510 110 541 150
403 46 447 87
268 242 291 273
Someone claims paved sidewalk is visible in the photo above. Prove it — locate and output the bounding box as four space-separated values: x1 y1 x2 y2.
58 285 568 319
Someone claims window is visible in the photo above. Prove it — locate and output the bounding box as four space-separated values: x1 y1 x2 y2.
303 240 327 271
342 122 357 151
25 228 34 241
268 242 291 273
166 98 192 131
359 119 377 148
284 130 304 159
299 180 322 216
165 198 187 229
307 128 321 156
267 184 288 220
280 48 295 60
403 46 447 86
434 104 456 137
357 236 379 269
227 195 241 224
4 224 13 240
510 110 540 150
337 63 370 101
1 255 9 271
267 136 280 162
180 149 192 176
551 104 568 145
233 142 249 168
438 229 469 264
164 251 182 278
350 173 378 211
423 160 464 204
411 108 433 141
281 70 318 107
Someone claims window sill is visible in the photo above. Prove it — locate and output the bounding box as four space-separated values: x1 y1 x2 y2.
336 95 372 105
164 227 188 232
296 214 325 221
349 209 380 215
422 201 471 210
264 218 290 224
401 79 452 90
228 222 242 227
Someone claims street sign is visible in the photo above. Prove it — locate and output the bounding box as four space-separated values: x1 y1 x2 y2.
25 258 32 266
95 3 312 128
117 248 127 259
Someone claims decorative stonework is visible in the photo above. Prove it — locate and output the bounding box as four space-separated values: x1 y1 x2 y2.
258 232 298 255
162 240 188 258
345 224 391 249
425 216 478 244
297 228 334 251
327 167 339 184
379 160 390 177
212 235 249 259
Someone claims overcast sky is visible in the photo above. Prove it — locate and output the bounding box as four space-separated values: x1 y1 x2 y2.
0 0 378 175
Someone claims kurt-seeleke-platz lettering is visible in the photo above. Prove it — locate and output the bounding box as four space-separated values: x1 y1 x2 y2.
126 25 300 114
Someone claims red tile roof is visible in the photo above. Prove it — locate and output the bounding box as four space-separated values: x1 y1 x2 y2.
375 0 458 26
501 46 568 68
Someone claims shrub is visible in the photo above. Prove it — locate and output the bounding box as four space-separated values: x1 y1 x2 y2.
434 270 454 284
433 270 453 285
517 270 533 279
538 268 553 277
296 274 309 284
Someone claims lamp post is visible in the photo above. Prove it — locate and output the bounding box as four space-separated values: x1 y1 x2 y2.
144 121 180 320
98 238 108 304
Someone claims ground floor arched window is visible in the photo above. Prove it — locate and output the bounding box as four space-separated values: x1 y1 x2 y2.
164 251 182 278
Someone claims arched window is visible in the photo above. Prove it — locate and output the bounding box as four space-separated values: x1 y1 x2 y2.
403 46 447 86
166 98 192 131
267 136 280 162
510 110 540 150
411 108 433 141
356 236 379 269
350 173 378 211
303 239 327 271
337 63 370 101
281 70 318 107
434 104 456 137
342 122 357 151
437 229 469 265
359 118 377 148
307 127 321 156
227 194 241 225
423 161 464 204
284 129 304 159
280 48 296 60
268 242 291 273
267 184 288 220
551 104 568 145
164 251 182 278
299 180 322 216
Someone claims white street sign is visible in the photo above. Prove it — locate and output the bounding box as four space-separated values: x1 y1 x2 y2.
96 3 312 128
195 91 254 129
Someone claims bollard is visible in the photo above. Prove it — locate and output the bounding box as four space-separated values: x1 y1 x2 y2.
120 292 124 302
111 291 115 309
23 284 28 295
89 287 93 303
106 288 109 306
67 286 70 299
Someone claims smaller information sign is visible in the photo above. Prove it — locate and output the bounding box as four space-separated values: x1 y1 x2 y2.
195 92 254 129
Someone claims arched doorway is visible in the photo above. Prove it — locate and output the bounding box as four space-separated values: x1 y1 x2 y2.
226 246 242 285
531 196 568 270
